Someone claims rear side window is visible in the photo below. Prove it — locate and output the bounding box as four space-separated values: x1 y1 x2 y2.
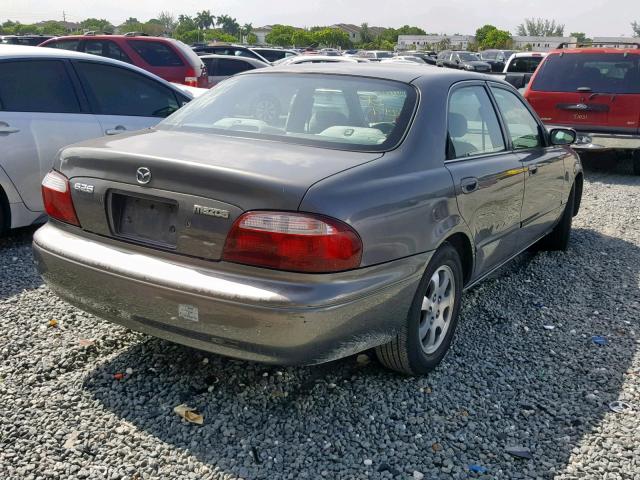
254 49 284 62
0 60 80 113
84 40 133 64
127 40 184 67
74 61 179 117
217 59 255 76
447 86 505 159
532 53 640 94
507 56 544 73
46 39 80 51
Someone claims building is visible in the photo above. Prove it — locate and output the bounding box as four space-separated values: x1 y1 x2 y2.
397 34 476 51
511 36 576 51
253 26 273 45
331 24 386 44
591 36 640 47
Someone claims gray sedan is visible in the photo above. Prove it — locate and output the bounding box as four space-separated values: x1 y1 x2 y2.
33 65 583 375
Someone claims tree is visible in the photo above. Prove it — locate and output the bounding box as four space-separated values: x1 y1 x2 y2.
216 14 239 36
517 18 564 36
483 29 513 49
475 24 497 46
570 32 592 44
195 10 214 31
38 21 68 36
360 23 372 44
265 24 298 46
313 28 350 48
157 11 176 35
247 32 258 45
632 21 640 37
80 18 114 34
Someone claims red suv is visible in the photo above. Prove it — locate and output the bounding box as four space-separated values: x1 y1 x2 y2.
525 43 640 174
40 34 208 88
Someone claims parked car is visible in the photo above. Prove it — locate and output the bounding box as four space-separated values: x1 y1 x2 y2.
386 55 429 64
439 51 492 72
191 44 269 64
0 45 193 233
524 43 640 174
250 47 298 63
499 52 547 90
34 64 583 375
479 49 518 72
200 54 269 87
0 35 53 46
358 50 394 61
403 51 437 65
274 55 359 66
40 34 208 87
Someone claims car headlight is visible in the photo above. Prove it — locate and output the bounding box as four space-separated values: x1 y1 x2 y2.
465 64 475 70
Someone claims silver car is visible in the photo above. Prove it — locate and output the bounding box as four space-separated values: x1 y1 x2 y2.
34 64 583 375
0 45 196 233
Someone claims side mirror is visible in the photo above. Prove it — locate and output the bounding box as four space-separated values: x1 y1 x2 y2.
549 128 576 146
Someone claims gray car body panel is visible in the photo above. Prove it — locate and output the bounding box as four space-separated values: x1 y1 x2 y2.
37 64 582 364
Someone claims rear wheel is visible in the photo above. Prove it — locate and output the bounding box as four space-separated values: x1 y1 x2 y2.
375 244 463 375
538 185 575 251
0 188 9 235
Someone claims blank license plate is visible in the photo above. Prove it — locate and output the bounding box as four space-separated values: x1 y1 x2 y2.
113 193 178 247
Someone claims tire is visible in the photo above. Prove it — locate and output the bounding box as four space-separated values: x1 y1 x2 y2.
538 185 575 252
0 188 9 236
375 244 463 375
632 150 640 176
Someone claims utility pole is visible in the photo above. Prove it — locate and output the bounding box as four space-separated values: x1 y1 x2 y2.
62 11 66 22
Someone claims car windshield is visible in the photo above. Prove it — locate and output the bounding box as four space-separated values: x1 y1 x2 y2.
159 73 417 152
458 53 478 61
377 52 393 58
531 53 640 93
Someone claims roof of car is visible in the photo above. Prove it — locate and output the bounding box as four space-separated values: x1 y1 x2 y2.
249 62 510 85
0 44 193 97
549 46 640 54
44 34 176 42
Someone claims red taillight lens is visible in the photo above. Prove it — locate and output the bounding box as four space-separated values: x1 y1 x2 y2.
41 170 80 226
223 212 362 273
184 67 198 87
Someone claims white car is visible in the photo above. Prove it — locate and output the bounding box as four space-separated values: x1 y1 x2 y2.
274 55 359 66
503 52 547 73
0 45 196 233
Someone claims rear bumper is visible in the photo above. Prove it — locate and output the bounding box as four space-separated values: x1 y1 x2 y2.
33 222 429 365
547 126 640 151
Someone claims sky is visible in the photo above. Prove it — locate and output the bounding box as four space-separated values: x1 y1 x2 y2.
1 0 637 37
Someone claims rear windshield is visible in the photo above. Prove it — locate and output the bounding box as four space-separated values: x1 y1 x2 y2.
159 73 417 152
532 53 640 93
507 56 544 73
127 40 184 67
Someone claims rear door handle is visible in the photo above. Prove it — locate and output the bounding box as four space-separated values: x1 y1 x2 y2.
105 125 127 135
460 177 479 194
529 164 539 175
0 121 19 134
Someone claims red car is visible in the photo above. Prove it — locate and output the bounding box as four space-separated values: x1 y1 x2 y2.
40 34 208 88
525 43 640 174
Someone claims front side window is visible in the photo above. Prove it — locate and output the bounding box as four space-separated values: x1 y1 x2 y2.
0 60 80 113
491 87 542 150
507 56 544 73
75 61 179 117
160 74 417 152
127 40 184 67
447 86 505 159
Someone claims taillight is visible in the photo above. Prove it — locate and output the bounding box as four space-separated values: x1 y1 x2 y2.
184 67 198 87
223 212 362 273
41 170 80 226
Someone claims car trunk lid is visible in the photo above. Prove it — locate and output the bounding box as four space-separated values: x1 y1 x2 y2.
59 129 383 260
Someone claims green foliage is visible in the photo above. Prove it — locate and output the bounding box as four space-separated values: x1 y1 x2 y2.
570 32 592 44
632 22 640 37
217 14 240 36
80 18 114 34
195 10 215 30
517 18 564 36
265 25 300 46
247 33 258 45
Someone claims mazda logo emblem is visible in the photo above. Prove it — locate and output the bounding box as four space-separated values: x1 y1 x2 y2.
136 167 151 185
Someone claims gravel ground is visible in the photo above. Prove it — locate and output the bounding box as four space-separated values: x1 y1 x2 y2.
1 161 639 480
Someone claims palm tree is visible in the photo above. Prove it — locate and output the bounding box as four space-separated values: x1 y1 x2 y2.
195 10 214 31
